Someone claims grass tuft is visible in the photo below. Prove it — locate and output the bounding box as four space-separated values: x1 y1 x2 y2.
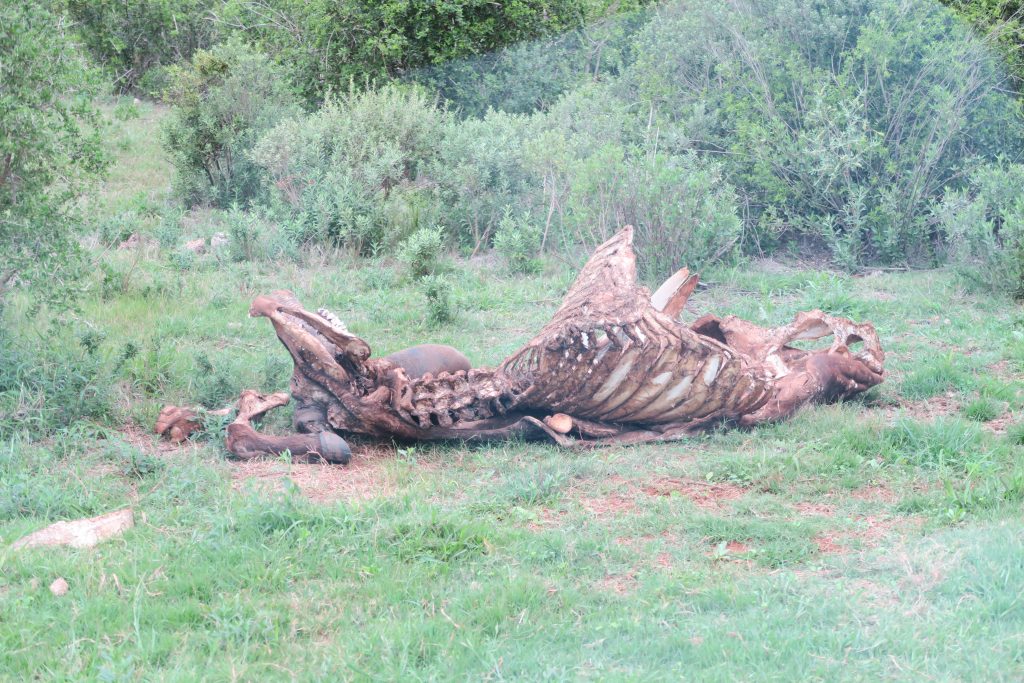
962 397 1002 422
900 355 972 400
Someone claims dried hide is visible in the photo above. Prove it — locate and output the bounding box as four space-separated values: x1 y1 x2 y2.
157 227 884 459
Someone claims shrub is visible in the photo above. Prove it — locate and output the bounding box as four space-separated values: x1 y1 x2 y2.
155 209 185 248
219 0 614 104
411 4 652 117
493 209 542 274
225 205 260 262
64 0 218 93
252 83 447 252
622 0 1023 267
162 40 301 207
168 248 196 272
941 0 1024 92
528 107 742 281
96 211 139 248
939 162 1024 297
0 3 109 307
431 110 533 252
112 97 141 121
398 225 446 279
422 274 455 326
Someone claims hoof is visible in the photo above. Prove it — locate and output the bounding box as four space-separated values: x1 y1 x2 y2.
318 432 351 465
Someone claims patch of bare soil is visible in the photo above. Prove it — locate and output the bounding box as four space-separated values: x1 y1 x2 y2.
580 493 637 517
813 535 849 555
596 571 638 595
526 507 569 531
987 359 1022 383
722 540 750 554
813 515 925 556
614 533 663 550
125 424 400 504
612 533 681 573
984 412 1015 435
792 502 836 516
848 484 899 504
887 393 960 422
230 447 395 503
703 539 757 569
641 477 748 510
890 383 1016 436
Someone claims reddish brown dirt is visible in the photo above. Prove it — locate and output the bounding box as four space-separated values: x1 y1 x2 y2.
987 359 1020 382
792 502 836 516
814 535 848 554
985 412 1015 435
847 484 899 503
704 539 756 569
230 449 395 503
614 532 670 550
724 540 750 554
597 571 638 595
640 477 748 510
527 507 569 531
888 393 959 422
813 515 925 555
580 493 638 517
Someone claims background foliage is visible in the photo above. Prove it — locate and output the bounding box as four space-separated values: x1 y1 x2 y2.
161 40 301 208
62 0 219 94
0 2 108 307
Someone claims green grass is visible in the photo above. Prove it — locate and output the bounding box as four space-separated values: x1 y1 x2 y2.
963 396 1004 422
3 104 1024 680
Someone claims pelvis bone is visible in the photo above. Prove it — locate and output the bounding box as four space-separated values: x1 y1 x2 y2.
158 227 884 459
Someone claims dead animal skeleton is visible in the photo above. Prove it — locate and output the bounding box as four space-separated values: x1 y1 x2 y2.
157 227 884 462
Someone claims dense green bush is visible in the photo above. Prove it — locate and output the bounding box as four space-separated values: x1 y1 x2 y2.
546 143 741 280
942 0 1024 92
252 84 448 252
162 40 301 207
219 0 631 104
938 161 1024 297
431 110 533 252
398 225 447 278
153 0 1024 278
0 2 109 307
527 87 742 280
621 0 1023 268
410 3 651 117
494 209 543 274
63 0 218 94
421 274 455 325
